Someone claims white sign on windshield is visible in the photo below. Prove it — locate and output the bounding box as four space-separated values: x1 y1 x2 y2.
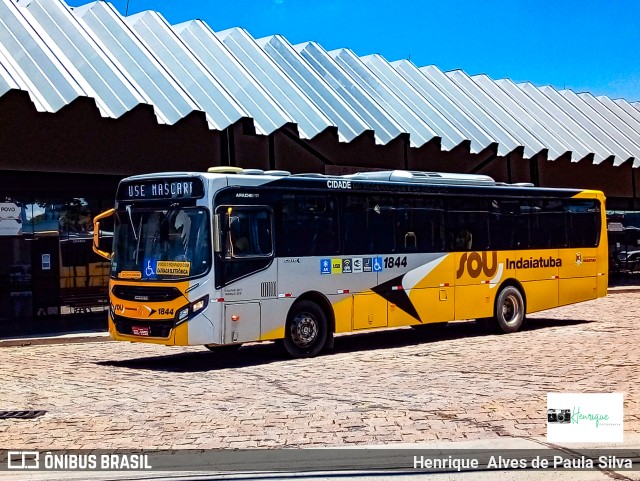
0 203 22 236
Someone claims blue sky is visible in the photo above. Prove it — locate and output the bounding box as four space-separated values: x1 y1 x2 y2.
67 0 640 101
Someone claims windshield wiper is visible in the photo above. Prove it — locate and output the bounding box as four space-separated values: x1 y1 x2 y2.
125 204 138 242
125 205 144 265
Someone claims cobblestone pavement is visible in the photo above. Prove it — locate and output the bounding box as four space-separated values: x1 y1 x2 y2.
1 293 638 449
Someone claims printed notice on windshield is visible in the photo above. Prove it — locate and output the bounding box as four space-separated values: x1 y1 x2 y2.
156 261 191 276
119 271 142 279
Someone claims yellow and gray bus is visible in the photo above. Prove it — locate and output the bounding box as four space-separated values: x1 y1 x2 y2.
93 168 608 358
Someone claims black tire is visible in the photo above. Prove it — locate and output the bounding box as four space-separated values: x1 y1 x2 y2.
283 301 328 358
492 285 526 333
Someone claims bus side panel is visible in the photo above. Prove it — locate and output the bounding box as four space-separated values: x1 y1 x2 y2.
221 262 279 342
523 279 560 314
453 251 515 321
276 257 380 334
514 248 559 313
596 272 608 298
353 292 388 329
259 298 290 340
454 285 494 320
399 254 454 326
224 302 261 343
558 247 598 306
571 190 608 298
332 295 354 333
390 287 453 327
597 197 609 299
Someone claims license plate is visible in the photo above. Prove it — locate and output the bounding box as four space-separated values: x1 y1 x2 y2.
132 326 149 336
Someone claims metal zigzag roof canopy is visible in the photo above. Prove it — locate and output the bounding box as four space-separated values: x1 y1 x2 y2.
1 0 639 166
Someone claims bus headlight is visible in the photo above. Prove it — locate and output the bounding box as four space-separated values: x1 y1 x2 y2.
176 295 209 325
178 307 189 322
191 296 208 314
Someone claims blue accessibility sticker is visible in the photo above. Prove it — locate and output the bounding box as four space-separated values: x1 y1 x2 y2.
320 258 331 275
373 257 383 272
143 258 157 279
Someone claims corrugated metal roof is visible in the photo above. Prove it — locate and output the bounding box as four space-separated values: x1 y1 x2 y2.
295 40 405 145
518 82 613 163
124 10 246 130
0 0 638 165
538 85 632 163
396 62 518 156
257 34 371 143
330 48 439 148
173 20 292 136
71 0 198 124
216 27 334 140
561 89 635 165
445 69 548 158
1 0 84 111
361 53 472 150
0 50 20 96
495 78 592 160
379 58 497 154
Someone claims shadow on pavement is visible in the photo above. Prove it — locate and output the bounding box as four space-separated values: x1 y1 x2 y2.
96 317 593 373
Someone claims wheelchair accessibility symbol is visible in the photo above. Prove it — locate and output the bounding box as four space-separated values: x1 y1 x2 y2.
373 257 383 272
143 259 156 278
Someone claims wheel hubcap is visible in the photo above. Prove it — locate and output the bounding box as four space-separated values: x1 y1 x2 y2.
502 294 521 326
290 312 318 347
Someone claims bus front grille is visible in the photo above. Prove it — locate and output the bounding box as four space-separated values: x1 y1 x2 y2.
113 315 174 338
112 285 183 302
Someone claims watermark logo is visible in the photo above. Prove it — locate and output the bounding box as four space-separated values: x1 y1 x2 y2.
547 409 571 423
7 451 39 469
547 393 623 443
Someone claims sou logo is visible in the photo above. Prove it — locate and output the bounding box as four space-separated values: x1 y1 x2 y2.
456 251 500 279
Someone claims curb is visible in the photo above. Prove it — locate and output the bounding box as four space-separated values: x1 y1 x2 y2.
0 333 111 348
607 287 640 294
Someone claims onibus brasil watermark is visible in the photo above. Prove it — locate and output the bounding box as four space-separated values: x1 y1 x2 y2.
7 451 152 470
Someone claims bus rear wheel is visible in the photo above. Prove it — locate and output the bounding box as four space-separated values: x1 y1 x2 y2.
283 301 328 358
492 285 525 333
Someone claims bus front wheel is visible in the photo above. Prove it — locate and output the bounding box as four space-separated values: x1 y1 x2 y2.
492 285 525 333
283 301 328 358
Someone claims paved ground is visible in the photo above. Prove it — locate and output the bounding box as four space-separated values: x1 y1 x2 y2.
0 292 638 451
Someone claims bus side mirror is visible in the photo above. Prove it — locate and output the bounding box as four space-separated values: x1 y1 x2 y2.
93 208 115 260
213 214 222 253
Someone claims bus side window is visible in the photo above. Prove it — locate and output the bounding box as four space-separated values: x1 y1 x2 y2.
344 195 394 255
566 199 601 247
224 208 273 258
344 196 368 254
278 195 337 257
395 196 446 253
447 198 490 251
489 199 519 250
368 197 395 253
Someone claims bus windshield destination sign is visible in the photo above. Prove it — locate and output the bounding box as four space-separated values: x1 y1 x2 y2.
117 178 205 201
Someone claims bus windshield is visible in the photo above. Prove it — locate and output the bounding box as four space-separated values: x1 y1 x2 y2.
112 206 211 281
